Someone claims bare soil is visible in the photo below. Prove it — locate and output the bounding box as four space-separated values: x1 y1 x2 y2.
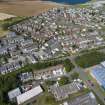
0 0 65 16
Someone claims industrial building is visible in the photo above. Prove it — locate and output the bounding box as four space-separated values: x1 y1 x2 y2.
8 85 43 105
91 65 105 89
17 85 43 105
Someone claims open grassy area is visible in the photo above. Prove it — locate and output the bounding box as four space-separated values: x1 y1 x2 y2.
33 83 58 105
75 51 105 68
0 27 8 37
33 91 58 105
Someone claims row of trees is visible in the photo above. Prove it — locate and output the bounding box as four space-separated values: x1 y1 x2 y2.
63 59 74 72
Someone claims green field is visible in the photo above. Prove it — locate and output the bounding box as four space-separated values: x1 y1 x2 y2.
33 91 58 105
75 51 105 68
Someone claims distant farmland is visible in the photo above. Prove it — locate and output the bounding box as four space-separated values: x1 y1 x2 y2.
0 0 64 16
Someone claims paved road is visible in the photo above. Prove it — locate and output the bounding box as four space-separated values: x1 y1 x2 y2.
70 56 105 105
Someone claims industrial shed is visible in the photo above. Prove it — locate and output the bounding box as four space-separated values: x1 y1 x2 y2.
91 65 105 88
17 85 43 105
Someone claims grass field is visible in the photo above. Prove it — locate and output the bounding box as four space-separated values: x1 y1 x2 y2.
0 27 8 37
75 51 105 68
33 84 58 105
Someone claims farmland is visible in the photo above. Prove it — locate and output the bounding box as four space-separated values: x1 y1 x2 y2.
0 1 65 16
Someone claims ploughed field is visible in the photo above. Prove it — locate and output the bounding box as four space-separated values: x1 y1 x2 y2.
0 0 63 16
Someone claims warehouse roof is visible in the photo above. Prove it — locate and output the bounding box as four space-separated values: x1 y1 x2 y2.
17 85 43 105
91 65 105 88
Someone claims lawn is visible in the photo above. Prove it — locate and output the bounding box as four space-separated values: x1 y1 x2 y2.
33 92 58 105
75 51 105 68
0 27 8 37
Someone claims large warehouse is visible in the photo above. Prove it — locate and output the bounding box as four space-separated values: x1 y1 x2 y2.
91 65 105 89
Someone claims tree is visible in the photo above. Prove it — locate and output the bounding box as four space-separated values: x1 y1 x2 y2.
63 59 74 72
58 76 69 86
72 44 78 49
71 72 79 80
45 80 56 86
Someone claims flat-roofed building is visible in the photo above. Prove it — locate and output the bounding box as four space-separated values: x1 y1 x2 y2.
16 85 43 105
91 65 105 88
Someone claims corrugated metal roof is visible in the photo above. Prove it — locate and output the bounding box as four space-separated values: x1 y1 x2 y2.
91 65 105 88
17 85 43 105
